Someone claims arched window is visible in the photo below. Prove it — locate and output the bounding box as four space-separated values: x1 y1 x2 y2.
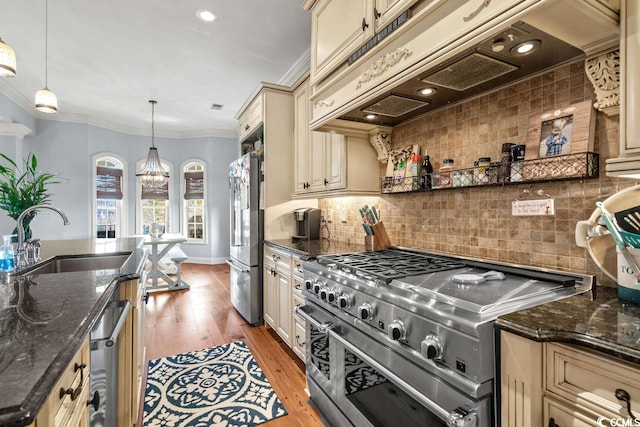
137 160 172 235
94 155 126 239
182 160 206 242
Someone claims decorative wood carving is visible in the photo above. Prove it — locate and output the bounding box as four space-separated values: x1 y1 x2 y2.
356 48 412 89
586 49 620 116
313 99 335 109
369 131 392 163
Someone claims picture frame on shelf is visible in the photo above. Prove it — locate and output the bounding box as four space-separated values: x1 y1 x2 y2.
525 100 595 159
523 100 596 180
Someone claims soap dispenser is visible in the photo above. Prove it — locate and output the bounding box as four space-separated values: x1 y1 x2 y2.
0 234 15 272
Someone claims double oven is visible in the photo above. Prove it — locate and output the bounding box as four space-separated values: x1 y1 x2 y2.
299 249 593 427
298 303 488 427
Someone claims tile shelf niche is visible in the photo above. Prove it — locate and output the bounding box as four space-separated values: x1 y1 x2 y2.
381 152 599 194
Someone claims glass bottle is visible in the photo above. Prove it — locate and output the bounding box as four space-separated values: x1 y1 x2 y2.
499 143 515 183
420 153 433 190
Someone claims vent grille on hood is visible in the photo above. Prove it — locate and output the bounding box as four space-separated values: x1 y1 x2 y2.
362 95 429 118
421 53 519 91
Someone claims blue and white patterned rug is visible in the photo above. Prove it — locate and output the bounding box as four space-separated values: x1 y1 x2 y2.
143 341 288 427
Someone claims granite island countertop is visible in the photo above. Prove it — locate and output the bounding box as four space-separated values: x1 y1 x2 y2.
265 239 366 259
0 237 146 427
497 286 640 366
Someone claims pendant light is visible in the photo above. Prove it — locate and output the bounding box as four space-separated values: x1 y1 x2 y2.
0 37 16 77
34 0 57 113
136 100 169 188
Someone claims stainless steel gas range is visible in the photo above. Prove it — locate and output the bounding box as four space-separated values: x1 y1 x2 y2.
297 248 594 427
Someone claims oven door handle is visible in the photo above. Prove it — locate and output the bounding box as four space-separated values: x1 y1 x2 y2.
90 299 131 351
329 325 452 423
295 305 336 334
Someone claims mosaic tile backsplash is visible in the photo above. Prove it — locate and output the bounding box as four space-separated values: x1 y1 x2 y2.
319 61 629 287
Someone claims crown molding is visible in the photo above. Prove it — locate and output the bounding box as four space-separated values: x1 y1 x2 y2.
278 48 311 87
0 122 32 138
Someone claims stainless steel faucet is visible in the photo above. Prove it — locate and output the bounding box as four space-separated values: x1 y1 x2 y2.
16 204 70 268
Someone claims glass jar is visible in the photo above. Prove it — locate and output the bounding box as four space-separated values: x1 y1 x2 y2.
475 157 491 184
439 159 454 187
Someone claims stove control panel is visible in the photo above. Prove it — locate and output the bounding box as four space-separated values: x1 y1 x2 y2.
421 335 443 361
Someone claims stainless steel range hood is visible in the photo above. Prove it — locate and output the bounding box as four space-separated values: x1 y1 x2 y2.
339 21 585 126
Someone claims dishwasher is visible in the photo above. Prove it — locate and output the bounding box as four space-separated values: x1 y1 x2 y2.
88 282 132 427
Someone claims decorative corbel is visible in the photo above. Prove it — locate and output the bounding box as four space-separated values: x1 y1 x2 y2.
585 48 620 116
369 130 392 163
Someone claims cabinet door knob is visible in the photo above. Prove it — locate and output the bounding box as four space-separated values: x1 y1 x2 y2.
374 7 381 18
362 17 369 32
324 178 328 186
615 388 638 420
87 390 100 412
548 418 559 427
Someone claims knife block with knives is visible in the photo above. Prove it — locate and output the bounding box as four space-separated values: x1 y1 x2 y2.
366 221 392 251
360 204 391 251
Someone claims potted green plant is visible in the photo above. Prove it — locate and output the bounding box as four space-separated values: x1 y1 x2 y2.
0 152 59 241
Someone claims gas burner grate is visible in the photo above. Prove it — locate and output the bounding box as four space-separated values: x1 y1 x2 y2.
317 250 464 282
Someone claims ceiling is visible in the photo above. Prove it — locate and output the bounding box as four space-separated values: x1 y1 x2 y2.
0 0 311 138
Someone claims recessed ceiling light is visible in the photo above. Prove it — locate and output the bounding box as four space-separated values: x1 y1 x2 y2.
364 114 377 120
510 39 541 56
196 10 216 22
418 87 437 96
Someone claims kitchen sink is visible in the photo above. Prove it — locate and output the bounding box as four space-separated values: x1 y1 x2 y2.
18 254 130 275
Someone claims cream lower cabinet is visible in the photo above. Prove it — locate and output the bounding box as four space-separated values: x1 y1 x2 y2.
264 246 293 345
263 245 307 363
501 331 640 427
28 339 91 427
291 254 307 362
120 277 146 424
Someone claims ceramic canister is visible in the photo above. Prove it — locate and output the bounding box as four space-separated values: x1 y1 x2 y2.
617 247 640 304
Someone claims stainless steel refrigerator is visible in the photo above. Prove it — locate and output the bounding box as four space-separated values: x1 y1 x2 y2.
227 152 263 325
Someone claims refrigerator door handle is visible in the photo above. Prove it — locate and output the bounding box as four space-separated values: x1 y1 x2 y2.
226 259 250 273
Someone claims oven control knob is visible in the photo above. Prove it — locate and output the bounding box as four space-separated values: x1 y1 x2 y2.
387 320 406 341
446 407 476 427
358 303 374 321
326 289 337 304
319 287 330 301
304 279 314 291
421 335 443 361
337 294 351 309
313 282 322 295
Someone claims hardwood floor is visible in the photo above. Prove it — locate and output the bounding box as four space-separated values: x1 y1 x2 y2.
137 263 325 427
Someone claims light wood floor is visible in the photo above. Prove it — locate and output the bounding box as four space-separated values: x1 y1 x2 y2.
136 263 325 427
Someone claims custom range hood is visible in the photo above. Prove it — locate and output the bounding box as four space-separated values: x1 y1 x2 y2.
339 21 585 127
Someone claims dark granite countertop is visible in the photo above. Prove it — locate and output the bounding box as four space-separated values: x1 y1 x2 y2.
265 239 366 259
497 286 640 365
0 237 146 427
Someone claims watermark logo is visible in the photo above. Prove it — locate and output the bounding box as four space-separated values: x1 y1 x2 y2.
597 417 640 427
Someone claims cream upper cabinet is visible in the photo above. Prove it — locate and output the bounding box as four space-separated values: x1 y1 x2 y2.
236 83 294 240
293 80 311 194
293 78 379 197
311 0 374 85
324 133 346 190
374 0 418 29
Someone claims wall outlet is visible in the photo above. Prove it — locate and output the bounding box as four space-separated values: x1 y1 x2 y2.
326 209 333 222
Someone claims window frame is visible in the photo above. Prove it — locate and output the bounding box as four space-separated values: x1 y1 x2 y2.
181 159 207 244
136 159 173 235
92 153 127 239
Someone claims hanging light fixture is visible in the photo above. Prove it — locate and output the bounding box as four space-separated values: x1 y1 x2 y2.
136 100 169 188
34 0 57 113
0 37 16 77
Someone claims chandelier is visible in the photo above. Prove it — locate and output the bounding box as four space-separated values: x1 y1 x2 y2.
136 100 169 188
